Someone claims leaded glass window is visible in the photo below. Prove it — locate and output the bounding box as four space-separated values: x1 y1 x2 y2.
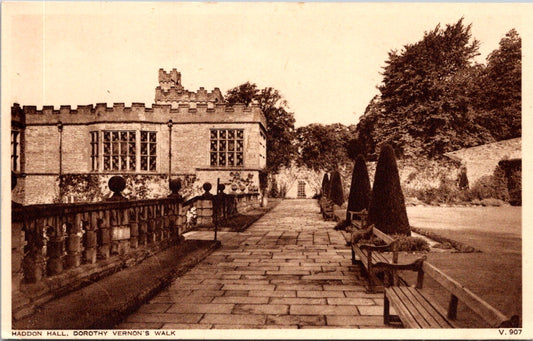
210 129 244 167
11 130 20 172
101 130 137 171
90 131 99 171
140 131 156 171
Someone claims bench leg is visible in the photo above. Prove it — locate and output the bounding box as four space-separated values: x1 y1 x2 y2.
384 293 390 325
351 248 356 265
367 258 375 293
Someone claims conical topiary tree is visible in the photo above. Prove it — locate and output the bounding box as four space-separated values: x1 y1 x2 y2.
328 171 344 206
321 173 330 198
368 144 411 236
346 154 371 221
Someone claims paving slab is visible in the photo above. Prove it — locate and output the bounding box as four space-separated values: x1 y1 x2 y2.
118 199 387 329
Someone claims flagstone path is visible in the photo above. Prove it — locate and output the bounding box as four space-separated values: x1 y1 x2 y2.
115 199 390 329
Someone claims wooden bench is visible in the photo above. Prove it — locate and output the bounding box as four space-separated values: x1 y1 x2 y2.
350 224 400 293
375 258 520 328
320 197 334 220
347 209 368 230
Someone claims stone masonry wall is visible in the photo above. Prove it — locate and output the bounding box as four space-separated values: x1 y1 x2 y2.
18 103 266 204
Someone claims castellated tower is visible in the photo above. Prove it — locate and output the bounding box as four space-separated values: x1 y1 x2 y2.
158 68 183 91
12 69 266 205
155 68 224 108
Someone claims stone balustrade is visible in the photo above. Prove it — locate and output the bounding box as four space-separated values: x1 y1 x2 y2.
11 176 260 320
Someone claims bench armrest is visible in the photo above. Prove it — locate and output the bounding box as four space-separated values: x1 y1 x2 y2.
350 224 374 244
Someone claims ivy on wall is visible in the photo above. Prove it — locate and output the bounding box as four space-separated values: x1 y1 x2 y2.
58 173 198 202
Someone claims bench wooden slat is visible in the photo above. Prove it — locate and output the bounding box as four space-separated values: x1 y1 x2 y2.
354 247 390 264
392 287 433 328
398 286 454 328
422 262 510 327
387 287 422 328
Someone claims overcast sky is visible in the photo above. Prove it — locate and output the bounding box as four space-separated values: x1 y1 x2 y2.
3 2 530 127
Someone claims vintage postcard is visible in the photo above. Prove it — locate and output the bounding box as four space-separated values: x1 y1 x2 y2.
2 1 531 339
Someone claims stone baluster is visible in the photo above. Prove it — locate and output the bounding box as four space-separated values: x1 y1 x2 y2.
98 210 111 260
46 216 64 275
155 204 162 242
85 211 98 264
116 207 130 255
172 202 182 242
129 207 139 249
65 215 81 269
139 206 148 246
12 219 25 291
147 205 155 243
162 203 170 241
168 202 176 241
178 202 187 233
110 208 119 255
162 203 169 241
22 219 45 283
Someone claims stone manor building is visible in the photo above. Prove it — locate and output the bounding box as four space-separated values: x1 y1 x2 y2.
11 69 267 205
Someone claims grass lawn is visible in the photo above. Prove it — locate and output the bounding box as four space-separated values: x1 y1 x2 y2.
402 206 522 327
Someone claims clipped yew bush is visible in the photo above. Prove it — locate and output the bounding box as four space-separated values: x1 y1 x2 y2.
328 171 344 206
321 173 330 198
368 144 411 236
346 154 371 221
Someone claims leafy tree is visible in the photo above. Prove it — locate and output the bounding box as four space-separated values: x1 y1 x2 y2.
346 154 371 221
361 19 496 159
225 82 259 106
476 29 521 140
226 83 297 174
353 95 385 161
296 123 356 171
368 144 410 235
328 171 345 206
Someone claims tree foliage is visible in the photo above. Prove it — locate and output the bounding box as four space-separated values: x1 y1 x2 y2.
296 123 357 171
346 154 371 221
354 20 521 160
226 82 297 174
476 29 521 140
368 144 411 235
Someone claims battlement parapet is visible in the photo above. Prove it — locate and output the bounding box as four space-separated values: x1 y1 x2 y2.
11 103 25 127
15 102 266 128
158 68 181 84
155 86 223 104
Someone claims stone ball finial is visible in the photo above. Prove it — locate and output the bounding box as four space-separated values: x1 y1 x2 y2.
203 182 212 193
168 178 183 201
218 184 226 192
169 178 182 193
108 176 127 201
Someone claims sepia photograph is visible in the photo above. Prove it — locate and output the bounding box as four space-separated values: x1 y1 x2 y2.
1 1 530 338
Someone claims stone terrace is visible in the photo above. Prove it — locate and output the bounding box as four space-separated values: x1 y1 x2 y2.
116 199 389 329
